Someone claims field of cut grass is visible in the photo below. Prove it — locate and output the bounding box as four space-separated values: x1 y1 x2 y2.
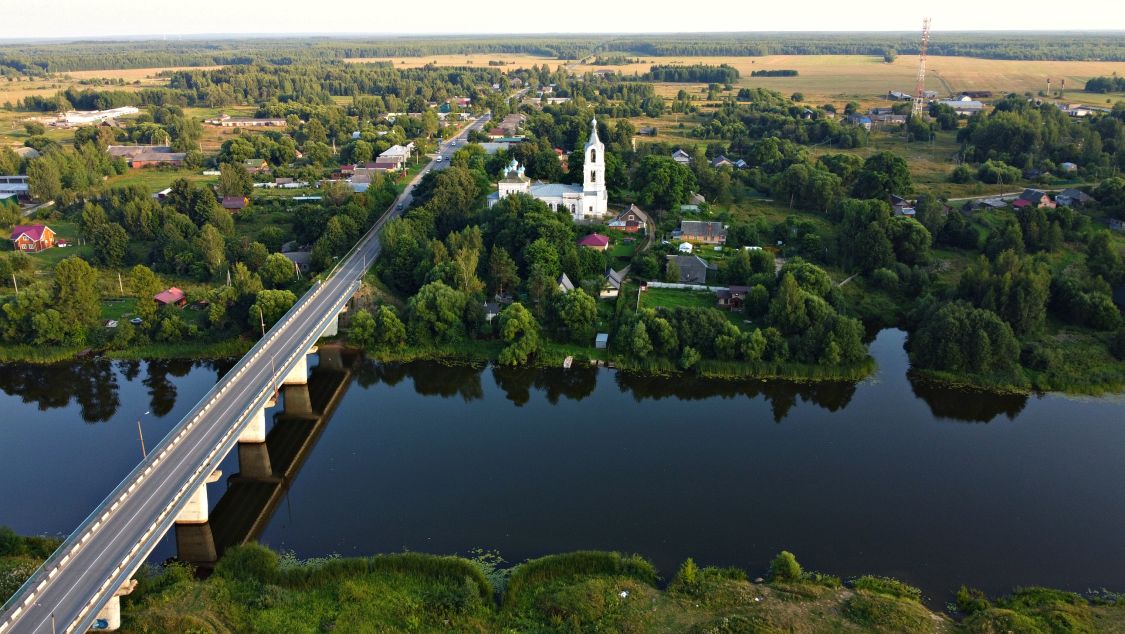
569 54 1125 106
104 169 216 193
345 54 565 70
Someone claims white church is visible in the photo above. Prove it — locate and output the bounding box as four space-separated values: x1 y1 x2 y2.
487 117 608 221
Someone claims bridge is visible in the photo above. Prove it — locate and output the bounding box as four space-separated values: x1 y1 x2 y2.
0 113 492 633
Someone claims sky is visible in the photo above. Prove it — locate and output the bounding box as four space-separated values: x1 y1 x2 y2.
2 0 1125 40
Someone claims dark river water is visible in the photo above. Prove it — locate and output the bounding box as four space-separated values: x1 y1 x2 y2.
1 329 1123 603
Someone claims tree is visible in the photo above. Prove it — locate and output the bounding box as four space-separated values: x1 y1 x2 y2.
27 158 62 202
130 264 163 323
632 155 697 210
554 288 598 343
911 302 1020 374
769 551 802 582
851 151 912 200
248 289 297 332
217 162 253 198
89 222 129 267
498 302 540 366
231 262 264 298
349 309 378 349
195 224 226 277
406 281 468 344
371 305 407 348
53 257 100 327
629 320 653 358
487 246 520 297
260 253 296 288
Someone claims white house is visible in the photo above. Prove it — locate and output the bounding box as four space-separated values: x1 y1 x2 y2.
488 117 608 221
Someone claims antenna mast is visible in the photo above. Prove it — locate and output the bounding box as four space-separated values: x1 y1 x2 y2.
913 17 932 118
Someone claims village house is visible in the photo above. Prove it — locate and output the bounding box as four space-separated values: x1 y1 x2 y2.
222 196 248 211
107 145 185 168
1014 188 1056 210
716 285 749 311
376 143 414 171
671 149 692 165
577 233 611 251
680 220 727 245
1055 188 1095 208
557 273 576 294
9 224 56 253
666 254 717 284
601 269 625 299
243 158 270 174
0 175 30 198
607 204 649 233
204 113 287 128
153 287 187 308
845 115 873 130
711 155 734 168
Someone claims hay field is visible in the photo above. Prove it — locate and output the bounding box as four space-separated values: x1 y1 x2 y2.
345 54 563 70
61 66 223 83
570 55 1125 101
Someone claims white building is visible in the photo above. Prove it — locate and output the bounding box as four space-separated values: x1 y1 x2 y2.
488 117 608 221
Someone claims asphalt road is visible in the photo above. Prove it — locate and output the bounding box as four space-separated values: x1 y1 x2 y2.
0 112 493 634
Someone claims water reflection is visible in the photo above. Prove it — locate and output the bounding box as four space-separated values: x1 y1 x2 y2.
0 358 232 423
908 373 1029 422
0 334 1075 426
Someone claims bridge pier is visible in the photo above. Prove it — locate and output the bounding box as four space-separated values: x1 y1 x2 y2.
237 442 273 480
176 470 222 524
283 358 308 385
283 384 313 417
90 580 136 631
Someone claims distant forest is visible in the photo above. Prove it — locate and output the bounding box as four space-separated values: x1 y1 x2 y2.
0 31 1123 76
1085 76 1125 93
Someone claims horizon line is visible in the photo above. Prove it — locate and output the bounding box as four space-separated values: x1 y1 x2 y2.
3 29 1125 45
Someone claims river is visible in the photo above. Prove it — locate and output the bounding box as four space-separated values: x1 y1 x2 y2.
1 329 1123 603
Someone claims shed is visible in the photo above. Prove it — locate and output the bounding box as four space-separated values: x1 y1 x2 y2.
595 333 609 349
154 287 187 308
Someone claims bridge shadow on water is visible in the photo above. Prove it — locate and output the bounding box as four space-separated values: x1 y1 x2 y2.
175 346 361 569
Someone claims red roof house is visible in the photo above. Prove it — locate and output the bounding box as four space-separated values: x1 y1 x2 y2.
577 233 611 251
9 224 57 253
1011 199 1032 209
153 287 187 308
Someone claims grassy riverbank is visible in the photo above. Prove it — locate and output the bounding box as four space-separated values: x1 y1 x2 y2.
0 337 252 365
56 544 1121 633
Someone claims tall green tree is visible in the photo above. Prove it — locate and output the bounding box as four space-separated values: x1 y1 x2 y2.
498 302 540 366
53 257 100 327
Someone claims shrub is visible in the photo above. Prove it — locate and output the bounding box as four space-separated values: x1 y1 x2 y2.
670 557 701 594
505 551 657 607
768 551 802 582
962 608 1047 634
844 591 934 633
853 575 922 601
214 543 279 583
956 585 992 615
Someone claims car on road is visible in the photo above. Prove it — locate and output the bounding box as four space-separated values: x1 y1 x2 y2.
450 141 457 146
130 317 143 325
435 156 443 162
397 203 404 210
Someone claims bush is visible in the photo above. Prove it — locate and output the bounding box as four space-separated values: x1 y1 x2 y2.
670 557 701 594
962 608 1048 633
844 591 935 633
505 551 657 607
768 551 802 582
853 575 922 601
956 585 993 615
214 543 279 583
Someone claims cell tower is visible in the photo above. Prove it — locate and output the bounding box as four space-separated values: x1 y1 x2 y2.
913 17 932 118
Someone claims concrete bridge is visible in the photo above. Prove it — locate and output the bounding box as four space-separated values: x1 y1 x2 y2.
0 111 493 634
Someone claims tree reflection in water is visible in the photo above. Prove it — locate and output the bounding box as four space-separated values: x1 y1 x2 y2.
908 372 1029 422
0 358 234 423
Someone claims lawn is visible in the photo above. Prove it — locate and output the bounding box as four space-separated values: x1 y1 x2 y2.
641 287 719 310
104 169 215 193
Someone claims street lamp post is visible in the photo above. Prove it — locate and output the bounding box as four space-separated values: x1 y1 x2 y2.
137 410 151 459
258 305 266 337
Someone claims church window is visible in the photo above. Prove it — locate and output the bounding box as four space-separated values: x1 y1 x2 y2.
590 149 596 163
590 171 596 183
